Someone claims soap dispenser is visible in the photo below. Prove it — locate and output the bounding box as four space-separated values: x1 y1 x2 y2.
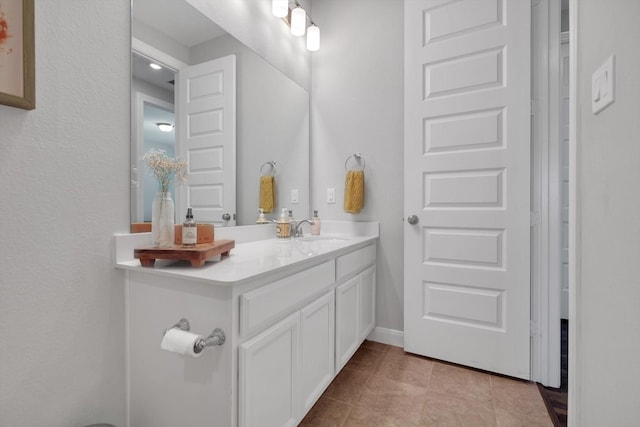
182 207 197 247
287 209 295 236
311 210 321 235
256 208 269 224
276 208 291 239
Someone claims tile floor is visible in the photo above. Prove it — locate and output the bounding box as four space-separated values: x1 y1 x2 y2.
300 340 552 427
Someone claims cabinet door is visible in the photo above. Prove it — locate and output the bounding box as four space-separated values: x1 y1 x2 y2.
300 291 335 413
335 276 360 372
358 266 376 342
239 312 300 427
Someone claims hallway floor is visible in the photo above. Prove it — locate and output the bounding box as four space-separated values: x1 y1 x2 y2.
300 340 552 426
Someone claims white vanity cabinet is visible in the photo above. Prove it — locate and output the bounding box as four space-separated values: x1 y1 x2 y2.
238 245 376 427
238 261 336 427
117 228 377 427
238 290 335 427
239 311 301 427
335 244 377 371
238 244 376 427
300 291 335 412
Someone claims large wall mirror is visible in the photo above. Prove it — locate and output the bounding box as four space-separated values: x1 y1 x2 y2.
131 0 310 227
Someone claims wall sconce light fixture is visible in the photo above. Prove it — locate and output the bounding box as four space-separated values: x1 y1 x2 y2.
272 0 320 52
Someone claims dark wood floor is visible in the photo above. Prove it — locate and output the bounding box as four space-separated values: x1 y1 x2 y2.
538 319 569 427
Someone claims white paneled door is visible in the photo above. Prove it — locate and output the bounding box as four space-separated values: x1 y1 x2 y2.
177 55 236 226
404 0 531 379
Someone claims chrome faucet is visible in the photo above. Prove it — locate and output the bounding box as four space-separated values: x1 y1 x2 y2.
293 219 315 237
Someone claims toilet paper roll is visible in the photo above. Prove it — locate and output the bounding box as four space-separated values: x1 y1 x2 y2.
160 328 203 358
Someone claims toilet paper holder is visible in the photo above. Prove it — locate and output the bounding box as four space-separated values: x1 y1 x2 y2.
164 318 226 353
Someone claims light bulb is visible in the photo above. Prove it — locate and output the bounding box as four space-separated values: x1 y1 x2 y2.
149 63 162 70
306 24 320 51
272 0 288 18
291 7 306 36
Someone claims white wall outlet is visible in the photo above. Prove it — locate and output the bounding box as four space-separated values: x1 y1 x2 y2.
592 54 615 114
327 188 336 203
291 189 299 204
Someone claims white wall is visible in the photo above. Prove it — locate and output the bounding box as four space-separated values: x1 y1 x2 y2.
310 0 404 333
0 2 130 427
576 0 640 425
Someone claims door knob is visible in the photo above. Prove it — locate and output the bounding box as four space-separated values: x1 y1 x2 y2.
407 215 419 225
222 213 231 221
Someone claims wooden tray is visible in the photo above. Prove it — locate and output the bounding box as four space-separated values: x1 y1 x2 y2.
134 240 235 268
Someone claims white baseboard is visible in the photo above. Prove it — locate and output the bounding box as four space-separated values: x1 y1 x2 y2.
367 326 404 348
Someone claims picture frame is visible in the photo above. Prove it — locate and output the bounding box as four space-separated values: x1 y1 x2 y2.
0 0 34 110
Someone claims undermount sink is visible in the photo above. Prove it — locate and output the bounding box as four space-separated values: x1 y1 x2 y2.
297 235 351 242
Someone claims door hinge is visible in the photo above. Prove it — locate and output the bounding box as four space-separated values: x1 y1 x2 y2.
530 99 538 116
530 211 540 227
531 0 541 7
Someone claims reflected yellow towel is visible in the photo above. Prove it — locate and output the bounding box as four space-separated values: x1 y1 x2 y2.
344 170 365 214
260 175 275 213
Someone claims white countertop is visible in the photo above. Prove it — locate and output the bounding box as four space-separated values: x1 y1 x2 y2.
114 221 379 286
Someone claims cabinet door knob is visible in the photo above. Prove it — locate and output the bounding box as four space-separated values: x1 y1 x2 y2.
222 213 231 221
407 215 419 225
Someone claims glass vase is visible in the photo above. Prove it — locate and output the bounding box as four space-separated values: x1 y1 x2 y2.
152 192 175 248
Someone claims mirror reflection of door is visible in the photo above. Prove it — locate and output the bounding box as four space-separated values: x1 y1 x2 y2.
176 55 237 227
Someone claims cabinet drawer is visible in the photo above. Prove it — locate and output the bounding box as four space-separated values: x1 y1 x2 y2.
336 244 376 280
240 261 335 338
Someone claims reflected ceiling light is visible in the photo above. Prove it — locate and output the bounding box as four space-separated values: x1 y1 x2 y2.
306 24 320 51
156 122 174 132
291 6 306 36
149 63 162 70
272 0 288 18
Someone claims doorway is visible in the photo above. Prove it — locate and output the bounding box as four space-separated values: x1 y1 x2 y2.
531 0 571 423
403 0 532 380
404 0 571 391
530 0 570 390
131 51 177 223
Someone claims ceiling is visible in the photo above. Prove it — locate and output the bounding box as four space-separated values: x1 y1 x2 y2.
132 52 176 91
133 0 228 47
131 0 230 92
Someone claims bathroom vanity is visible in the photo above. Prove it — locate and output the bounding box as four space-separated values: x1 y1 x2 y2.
114 221 378 427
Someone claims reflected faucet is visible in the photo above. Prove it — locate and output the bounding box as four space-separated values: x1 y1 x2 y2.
293 219 315 237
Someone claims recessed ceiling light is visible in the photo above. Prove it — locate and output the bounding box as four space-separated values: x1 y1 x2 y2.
156 122 174 132
149 63 162 70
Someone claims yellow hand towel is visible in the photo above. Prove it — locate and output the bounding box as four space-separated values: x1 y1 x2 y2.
344 170 365 214
260 175 275 213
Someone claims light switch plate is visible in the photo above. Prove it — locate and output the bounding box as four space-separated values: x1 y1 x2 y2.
291 189 299 204
327 188 336 204
592 54 615 114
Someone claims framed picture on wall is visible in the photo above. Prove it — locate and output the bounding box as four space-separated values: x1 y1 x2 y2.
0 0 34 110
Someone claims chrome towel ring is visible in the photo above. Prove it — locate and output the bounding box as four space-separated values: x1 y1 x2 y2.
260 161 278 176
344 152 365 171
